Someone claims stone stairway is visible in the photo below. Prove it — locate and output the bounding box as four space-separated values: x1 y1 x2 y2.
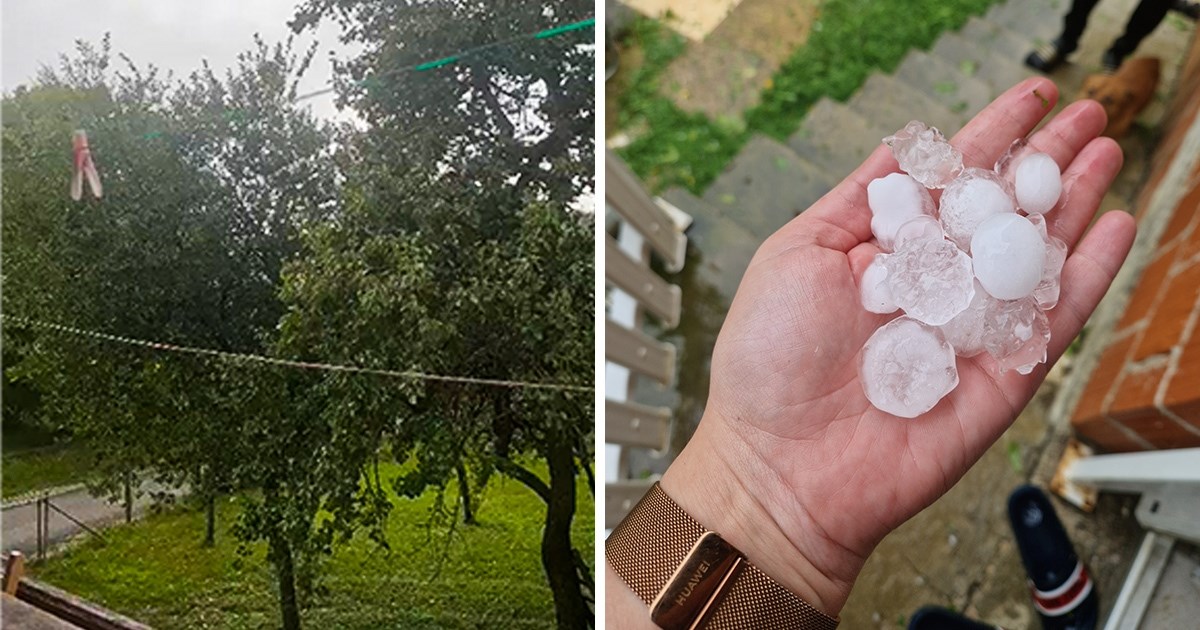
647 0 1194 457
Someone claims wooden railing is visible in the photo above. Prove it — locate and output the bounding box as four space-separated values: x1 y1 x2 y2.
604 151 687 530
3 551 151 629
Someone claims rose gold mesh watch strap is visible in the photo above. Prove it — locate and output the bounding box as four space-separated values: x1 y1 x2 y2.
607 483 839 630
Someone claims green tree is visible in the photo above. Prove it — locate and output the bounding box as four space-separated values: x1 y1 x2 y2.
291 0 595 203
1 36 339 629
274 161 595 627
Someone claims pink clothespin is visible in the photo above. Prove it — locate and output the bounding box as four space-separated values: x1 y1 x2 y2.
70 129 103 201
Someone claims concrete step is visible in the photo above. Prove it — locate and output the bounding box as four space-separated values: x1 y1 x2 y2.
985 0 1063 46
701 134 837 241
847 72 969 137
660 187 761 301
893 49 997 119
931 30 1035 97
962 16 1043 60
788 98 893 180
960 15 1088 128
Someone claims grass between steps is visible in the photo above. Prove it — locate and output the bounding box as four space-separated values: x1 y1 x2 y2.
31 461 594 629
613 0 1002 194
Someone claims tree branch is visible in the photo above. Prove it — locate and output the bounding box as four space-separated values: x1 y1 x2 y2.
493 456 550 504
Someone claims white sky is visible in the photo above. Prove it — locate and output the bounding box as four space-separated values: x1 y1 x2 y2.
1 0 354 121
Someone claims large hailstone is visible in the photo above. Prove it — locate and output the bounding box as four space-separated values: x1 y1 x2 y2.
867 173 935 251
937 283 1051 373
994 138 1029 178
1027 214 1068 310
971 214 1046 300
884 237 975 325
982 297 1051 374
860 317 959 418
860 254 899 314
894 215 944 250
938 168 1016 251
883 121 963 189
1015 153 1062 214
938 280 991 358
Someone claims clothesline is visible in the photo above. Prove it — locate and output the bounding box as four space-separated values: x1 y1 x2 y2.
3 314 593 394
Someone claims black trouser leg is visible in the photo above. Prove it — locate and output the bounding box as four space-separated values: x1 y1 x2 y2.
1059 0 1104 53
1110 0 1173 59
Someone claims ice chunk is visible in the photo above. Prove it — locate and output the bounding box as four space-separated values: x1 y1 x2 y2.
894 215 944 250
994 138 1029 178
1027 214 1068 310
938 168 1016 251
861 254 899 314
867 173 936 251
883 121 963 189
1015 152 1062 214
981 297 1050 374
884 237 975 325
860 317 959 418
971 214 1046 300
938 280 991 357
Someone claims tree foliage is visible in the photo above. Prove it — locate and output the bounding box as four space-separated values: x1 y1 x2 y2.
2 35 339 626
291 0 595 203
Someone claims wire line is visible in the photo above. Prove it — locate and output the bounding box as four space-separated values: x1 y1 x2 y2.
291 17 595 103
3 314 593 393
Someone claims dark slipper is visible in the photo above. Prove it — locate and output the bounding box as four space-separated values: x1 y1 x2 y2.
1101 48 1123 75
1172 0 1200 20
1007 485 1099 630
1025 42 1067 73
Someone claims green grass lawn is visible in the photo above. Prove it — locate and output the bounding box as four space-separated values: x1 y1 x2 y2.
3 442 93 499
32 462 594 629
612 0 1002 193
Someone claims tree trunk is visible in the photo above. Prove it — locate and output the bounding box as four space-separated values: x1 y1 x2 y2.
542 439 592 629
270 535 303 630
204 495 216 547
456 461 477 525
124 472 133 524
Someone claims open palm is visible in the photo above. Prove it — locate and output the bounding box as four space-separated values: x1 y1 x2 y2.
658 77 1136 616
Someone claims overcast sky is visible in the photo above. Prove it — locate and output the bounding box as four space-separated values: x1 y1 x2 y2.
2 0 354 121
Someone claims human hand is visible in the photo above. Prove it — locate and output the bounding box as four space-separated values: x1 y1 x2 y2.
639 77 1136 620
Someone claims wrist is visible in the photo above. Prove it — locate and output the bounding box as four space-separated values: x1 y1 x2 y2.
659 412 858 617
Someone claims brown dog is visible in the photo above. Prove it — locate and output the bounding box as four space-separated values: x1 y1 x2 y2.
1076 57 1160 139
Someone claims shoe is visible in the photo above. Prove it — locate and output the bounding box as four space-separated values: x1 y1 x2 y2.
908 606 995 629
1007 485 1099 630
1171 0 1200 20
1026 41 1068 73
1101 48 1123 75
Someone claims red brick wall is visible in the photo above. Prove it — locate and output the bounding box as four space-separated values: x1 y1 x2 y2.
1070 34 1200 453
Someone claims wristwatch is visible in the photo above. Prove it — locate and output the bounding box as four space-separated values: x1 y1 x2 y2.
607 482 840 630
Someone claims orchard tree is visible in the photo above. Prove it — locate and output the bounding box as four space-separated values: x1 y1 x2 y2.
274 160 596 627
291 0 595 202
1 33 341 620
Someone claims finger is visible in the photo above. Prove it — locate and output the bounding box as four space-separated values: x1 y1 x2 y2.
848 240 883 284
1020 99 1108 174
1044 211 1137 364
994 210 1137 396
774 145 896 252
1046 136 1123 249
951 77 1059 170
